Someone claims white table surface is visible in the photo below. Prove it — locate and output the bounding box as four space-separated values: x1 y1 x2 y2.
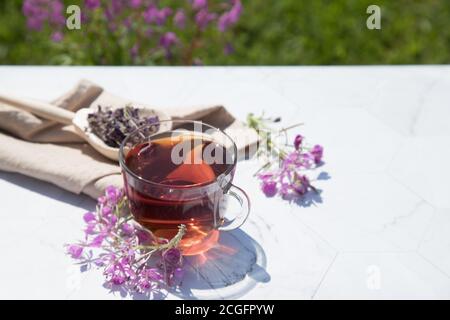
1 66 450 300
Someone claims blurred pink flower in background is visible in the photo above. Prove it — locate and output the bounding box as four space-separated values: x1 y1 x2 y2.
22 0 243 65
174 9 186 29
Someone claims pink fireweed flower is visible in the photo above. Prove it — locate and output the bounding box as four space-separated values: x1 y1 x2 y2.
85 0 101 10
104 7 114 22
24 0 243 65
158 7 173 25
23 0 65 31
22 0 39 16
105 185 122 205
83 211 96 223
159 32 178 49
282 151 302 170
258 172 278 197
229 0 243 22
256 130 324 199
101 206 112 217
261 180 277 197
217 13 229 32
110 0 125 15
310 145 324 164
108 214 118 226
294 134 303 150
192 0 207 10
111 274 126 285
90 234 106 247
218 0 242 32
97 195 107 205
143 5 158 23
50 30 63 42
67 186 186 294
104 260 128 285
134 267 163 291
282 149 315 170
67 244 83 259
84 222 96 235
135 277 152 292
292 174 310 195
136 228 154 245
145 268 164 282
195 9 216 30
174 9 186 29
128 0 141 9
49 1 65 25
121 223 134 236
144 6 172 25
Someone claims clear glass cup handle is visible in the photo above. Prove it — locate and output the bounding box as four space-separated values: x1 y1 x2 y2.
218 184 250 231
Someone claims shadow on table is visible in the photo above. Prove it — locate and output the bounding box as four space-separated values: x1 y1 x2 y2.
128 228 269 300
0 171 95 211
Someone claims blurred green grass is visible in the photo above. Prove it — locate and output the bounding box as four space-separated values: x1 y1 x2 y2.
1 0 450 65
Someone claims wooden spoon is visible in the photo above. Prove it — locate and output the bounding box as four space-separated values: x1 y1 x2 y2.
0 93 171 161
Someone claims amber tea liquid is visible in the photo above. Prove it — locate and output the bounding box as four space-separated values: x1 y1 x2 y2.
123 134 233 253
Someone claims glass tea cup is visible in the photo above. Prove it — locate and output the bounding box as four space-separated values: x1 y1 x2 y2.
119 120 250 256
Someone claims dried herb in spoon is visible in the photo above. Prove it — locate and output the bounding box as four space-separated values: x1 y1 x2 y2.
87 105 159 148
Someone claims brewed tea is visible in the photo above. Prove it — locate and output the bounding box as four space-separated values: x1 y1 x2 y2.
123 134 234 251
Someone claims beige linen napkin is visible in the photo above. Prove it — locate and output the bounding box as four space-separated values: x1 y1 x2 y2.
0 80 258 199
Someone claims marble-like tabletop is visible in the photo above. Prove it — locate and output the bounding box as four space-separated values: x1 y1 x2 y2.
0 66 449 299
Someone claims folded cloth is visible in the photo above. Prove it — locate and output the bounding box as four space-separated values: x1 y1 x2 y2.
0 80 258 199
